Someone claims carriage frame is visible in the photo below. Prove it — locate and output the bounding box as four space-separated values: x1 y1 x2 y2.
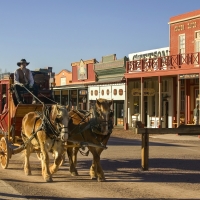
0 72 54 169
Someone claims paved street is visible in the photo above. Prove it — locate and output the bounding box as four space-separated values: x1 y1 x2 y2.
0 130 200 199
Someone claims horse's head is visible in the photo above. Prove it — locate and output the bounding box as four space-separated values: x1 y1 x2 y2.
95 98 113 134
50 104 69 142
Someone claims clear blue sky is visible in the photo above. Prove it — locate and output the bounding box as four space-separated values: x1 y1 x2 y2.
0 0 199 74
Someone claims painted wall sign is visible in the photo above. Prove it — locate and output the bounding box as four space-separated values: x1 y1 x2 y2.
174 24 184 31
77 59 87 80
128 47 169 61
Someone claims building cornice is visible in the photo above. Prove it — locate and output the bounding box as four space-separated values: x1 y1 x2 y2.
168 15 200 25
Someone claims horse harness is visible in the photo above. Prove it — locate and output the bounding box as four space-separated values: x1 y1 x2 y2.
69 108 113 153
21 106 65 150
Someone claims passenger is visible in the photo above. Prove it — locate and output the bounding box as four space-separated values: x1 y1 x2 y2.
193 104 199 125
14 59 38 104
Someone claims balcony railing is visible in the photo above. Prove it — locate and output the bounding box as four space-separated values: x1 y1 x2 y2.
126 52 200 73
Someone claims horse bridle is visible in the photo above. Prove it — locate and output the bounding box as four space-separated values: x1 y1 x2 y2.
54 106 69 135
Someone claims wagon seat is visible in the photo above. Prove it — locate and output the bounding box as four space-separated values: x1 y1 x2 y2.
10 71 53 105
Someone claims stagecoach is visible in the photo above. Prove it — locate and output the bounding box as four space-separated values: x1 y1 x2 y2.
0 71 54 169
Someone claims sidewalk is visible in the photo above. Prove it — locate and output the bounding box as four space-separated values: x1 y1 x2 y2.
149 134 200 141
0 180 27 200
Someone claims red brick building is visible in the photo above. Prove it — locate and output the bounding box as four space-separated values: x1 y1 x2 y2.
169 10 200 55
125 9 200 130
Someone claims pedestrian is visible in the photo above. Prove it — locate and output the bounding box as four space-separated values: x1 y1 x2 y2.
14 59 38 104
193 104 199 125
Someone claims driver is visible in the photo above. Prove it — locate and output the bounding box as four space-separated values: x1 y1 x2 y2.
14 59 38 104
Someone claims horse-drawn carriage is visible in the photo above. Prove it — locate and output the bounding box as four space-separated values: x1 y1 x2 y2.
0 71 55 169
0 71 114 182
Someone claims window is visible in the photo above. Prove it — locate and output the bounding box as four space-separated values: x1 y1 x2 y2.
60 77 66 86
179 34 185 54
195 89 199 105
195 31 200 65
179 34 185 63
162 80 168 92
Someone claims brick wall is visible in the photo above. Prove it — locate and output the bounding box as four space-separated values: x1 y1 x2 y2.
169 9 200 55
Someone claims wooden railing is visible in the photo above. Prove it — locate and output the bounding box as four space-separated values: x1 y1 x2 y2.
126 52 200 73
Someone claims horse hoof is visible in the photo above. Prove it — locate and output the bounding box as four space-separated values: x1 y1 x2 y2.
91 176 97 180
24 170 31 176
45 177 53 182
97 177 105 182
71 171 78 176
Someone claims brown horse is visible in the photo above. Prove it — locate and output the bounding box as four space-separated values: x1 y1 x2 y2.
67 98 113 182
22 104 69 182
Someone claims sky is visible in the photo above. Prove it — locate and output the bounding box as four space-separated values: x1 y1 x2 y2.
0 0 199 74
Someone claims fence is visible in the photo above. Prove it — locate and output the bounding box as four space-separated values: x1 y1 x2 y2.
136 122 200 170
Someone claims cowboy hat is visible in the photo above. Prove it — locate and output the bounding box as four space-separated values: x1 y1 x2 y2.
17 59 30 66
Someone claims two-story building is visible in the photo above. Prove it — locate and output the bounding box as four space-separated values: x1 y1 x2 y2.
125 9 200 129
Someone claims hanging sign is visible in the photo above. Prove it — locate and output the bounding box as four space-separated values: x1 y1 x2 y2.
179 74 199 79
132 88 155 96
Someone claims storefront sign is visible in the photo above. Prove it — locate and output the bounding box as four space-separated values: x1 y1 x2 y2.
179 74 199 79
131 88 155 96
128 47 169 61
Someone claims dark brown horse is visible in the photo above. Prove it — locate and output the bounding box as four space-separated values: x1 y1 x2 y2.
67 98 113 182
22 105 69 182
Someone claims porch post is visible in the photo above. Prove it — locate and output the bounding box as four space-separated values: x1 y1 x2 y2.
124 79 128 130
177 75 181 127
141 77 144 124
158 76 162 128
185 79 187 124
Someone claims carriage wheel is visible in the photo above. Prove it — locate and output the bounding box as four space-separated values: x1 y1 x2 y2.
0 137 10 169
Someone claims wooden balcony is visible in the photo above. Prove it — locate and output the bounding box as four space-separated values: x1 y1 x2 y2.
125 52 200 78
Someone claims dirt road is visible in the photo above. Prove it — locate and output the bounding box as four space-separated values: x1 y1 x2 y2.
0 128 200 199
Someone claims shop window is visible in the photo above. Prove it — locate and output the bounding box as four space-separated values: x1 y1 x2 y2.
180 90 185 112
101 90 104 96
162 80 168 92
113 89 117 95
195 89 199 105
119 89 123 96
95 90 98 96
181 79 184 86
194 78 199 85
106 89 109 95
91 90 93 96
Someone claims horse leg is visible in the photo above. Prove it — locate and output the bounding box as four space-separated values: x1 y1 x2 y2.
49 141 64 174
89 148 105 182
37 133 52 182
24 142 32 176
67 147 78 176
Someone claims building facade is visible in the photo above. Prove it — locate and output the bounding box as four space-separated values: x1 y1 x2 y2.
53 59 97 109
55 69 72 86
89 54 128 126
125 9 200 129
